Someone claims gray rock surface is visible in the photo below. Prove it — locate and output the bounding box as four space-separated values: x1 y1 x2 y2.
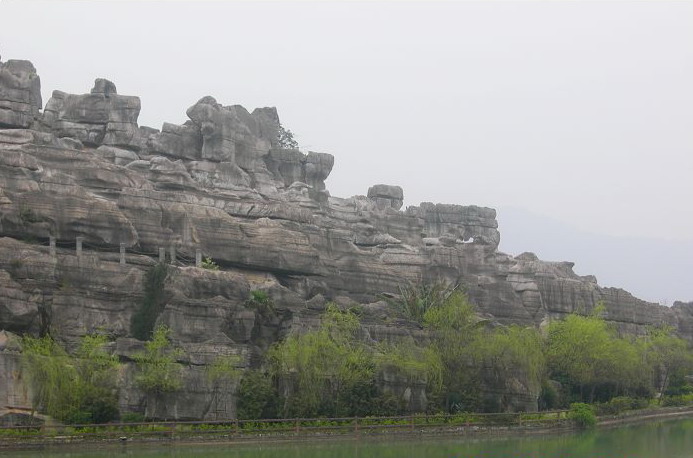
0 59 690 420
0 60 42 128
368 184 404 210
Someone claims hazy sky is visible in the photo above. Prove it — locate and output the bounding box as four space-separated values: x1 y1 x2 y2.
1 1 691 300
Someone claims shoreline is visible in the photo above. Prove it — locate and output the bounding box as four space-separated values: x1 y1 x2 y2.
2 406 693 452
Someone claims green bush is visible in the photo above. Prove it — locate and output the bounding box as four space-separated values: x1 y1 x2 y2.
246 290 275 315
236 370 279 420
661 394 693 407
595 396 649 415
201 257 219 270
568 403 596 428
120 412 146 423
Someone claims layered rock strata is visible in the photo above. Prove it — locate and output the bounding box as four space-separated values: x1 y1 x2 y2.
1 58 690 419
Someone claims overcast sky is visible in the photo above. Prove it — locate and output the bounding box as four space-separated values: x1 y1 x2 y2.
1 0 691 301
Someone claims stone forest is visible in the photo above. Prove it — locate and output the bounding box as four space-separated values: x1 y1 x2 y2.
0 57 692 427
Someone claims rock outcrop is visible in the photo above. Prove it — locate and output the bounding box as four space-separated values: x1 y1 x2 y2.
0 57 690 420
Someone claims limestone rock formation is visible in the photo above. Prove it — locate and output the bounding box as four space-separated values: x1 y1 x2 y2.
0 58 690 420
0 59 42 128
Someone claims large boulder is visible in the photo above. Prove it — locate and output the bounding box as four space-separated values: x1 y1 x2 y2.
368 184 404 210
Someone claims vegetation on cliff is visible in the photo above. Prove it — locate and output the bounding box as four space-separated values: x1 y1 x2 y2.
17 285 693 424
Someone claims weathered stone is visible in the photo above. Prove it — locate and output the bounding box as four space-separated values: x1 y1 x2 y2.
1 58 691 420
149 121 202 160
0 60 42 128
96 145 140 166
42 79 141 149
368 184 404 210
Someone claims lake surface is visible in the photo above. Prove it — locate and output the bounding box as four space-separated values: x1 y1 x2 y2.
4 418 693 457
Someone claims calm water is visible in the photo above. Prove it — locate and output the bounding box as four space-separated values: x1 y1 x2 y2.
4 419 693 458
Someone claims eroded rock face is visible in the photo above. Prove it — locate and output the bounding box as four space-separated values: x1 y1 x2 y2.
1 59 690 420
0 60 42 128
43 79 141 149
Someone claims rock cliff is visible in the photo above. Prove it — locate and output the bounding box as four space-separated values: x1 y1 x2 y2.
1 58 691 419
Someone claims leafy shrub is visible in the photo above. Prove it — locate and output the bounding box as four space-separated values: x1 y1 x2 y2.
246 290 275 315
201 257 219 271
595 396 649 415
661 394 693 407
568 403 596 428
386 280 458 323
236 370 279 420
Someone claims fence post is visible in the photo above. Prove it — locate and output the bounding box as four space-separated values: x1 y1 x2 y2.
234 419 239 435
49 236 56 257
409 415 414 432
195 249 202 268
159 247 166 263
119 243 126 265
76 236 83 258
354 417 359 433
295 419 300 434
169 246 176 264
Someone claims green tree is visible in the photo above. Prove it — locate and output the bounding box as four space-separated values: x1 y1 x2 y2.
133 325 183 394
423 291 485 412
21 333 120 423
644 327 693 400
471 325 546 411
545 307 649 402
277 122 299 149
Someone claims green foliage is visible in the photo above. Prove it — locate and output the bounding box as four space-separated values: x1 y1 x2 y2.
643 327 693 399
545 307 651 402
660 393 693 407
422 291 484 412
568 403 596 428
387 280 459 323
538 381 560 410
120 412 146 423
594 396 649 416
131 263 169 340
21 333 120 424
277 122 299 149
236 370 279 420
471 325 545 411
246 290 275 315
265 303 427 418
206 354 241 384
201 257 219 271
133 325 183 394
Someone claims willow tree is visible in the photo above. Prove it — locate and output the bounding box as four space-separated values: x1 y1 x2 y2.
21 334 120 423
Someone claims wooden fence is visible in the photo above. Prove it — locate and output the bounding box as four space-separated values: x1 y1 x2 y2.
0 410 570 446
